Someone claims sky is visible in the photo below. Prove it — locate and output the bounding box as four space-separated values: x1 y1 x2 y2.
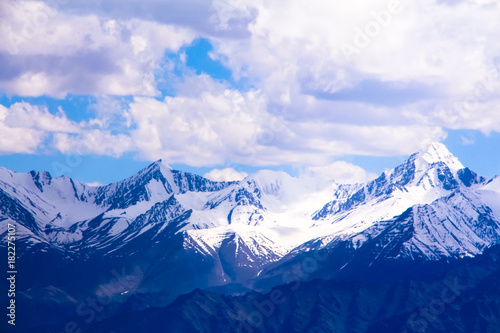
0 0 500 185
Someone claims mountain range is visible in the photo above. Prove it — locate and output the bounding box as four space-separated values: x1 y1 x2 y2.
2 142 500 332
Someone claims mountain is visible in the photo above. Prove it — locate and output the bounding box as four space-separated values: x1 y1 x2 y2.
86 244 500 333
1 142 500 332
313 142 484 224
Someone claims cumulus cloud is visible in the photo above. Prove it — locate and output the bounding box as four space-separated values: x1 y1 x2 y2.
0 121 44 154
52 131 132 157
207 0 500 135
308 161 378 184
127 75 278 165
210 0 500 95
0 0 195 97
1 0 500 167
0 102 78 154
204 168 248 181
116 73 445 166
0 102 132 157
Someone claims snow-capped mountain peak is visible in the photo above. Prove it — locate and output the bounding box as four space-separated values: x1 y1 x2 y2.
146 159 174 175
5 143 500 333
2 142 499 296
311 142 485 240
415 142 464 170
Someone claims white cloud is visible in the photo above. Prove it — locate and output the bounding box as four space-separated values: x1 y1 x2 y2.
1 0 500 166
119 72 447 166
308 161 378 184
211 0 500 95
461 136 475 145
204 168 248 182
84 181 103 187
0 121 44 154
0 102 133 157
127 75 278 165
0 0 195 97
208 0 500 135
3 102 79 133
52 131 132 157
0 102 79 154
36 73 446 165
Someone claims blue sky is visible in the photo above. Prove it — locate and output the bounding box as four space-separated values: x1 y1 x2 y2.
1 0 500 184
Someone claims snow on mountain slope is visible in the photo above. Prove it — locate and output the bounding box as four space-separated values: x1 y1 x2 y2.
94 159 234 213
0 167 103 229
181 170 336 232
0 160 339 252
400 189 500 259
332 188 500 261
293 187 500 262
1 142 499 278
253 185 500 290
0 160 239 244
185 226 289 264
419 141 464 169
479 176 500 217
311 142 487 238
5 141 500 333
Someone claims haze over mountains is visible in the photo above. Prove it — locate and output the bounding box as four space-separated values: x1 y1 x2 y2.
2 142 500 332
